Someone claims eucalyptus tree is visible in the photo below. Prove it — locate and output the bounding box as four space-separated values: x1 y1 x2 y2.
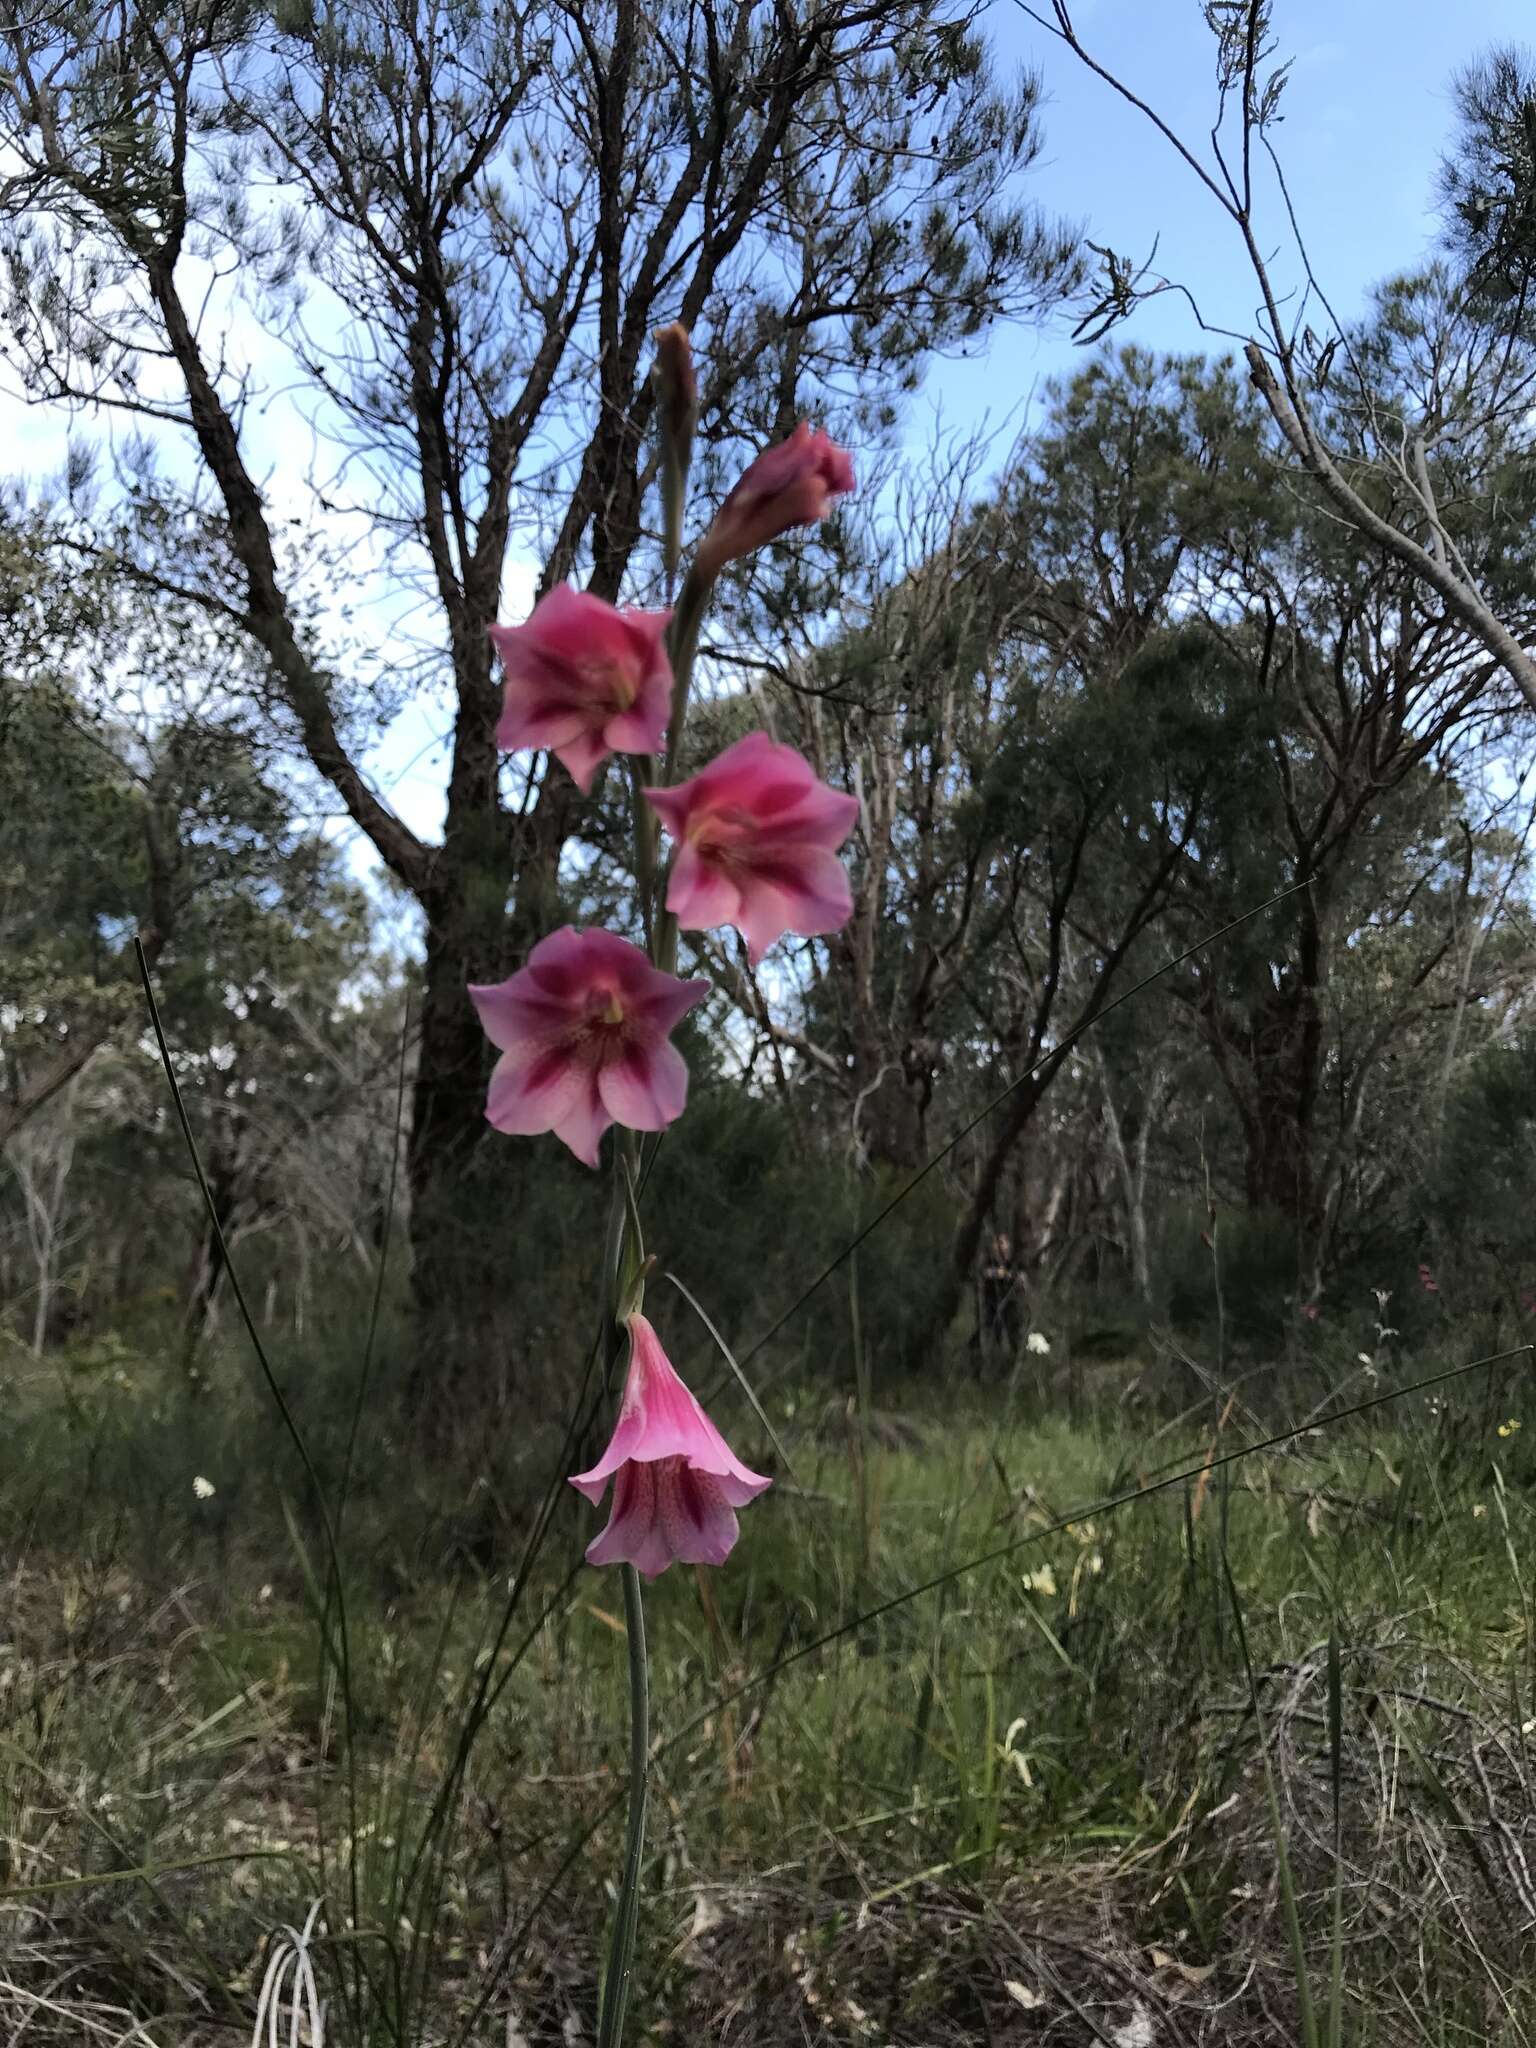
0 0 1079 1353
0 510 382 1350
1022 3 1536 717
725 352 1269 1345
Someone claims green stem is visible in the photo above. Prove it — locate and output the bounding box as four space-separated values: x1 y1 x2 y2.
628 756 658 954
662 560 712 784
595 1562 650 2048
590 398 709 2046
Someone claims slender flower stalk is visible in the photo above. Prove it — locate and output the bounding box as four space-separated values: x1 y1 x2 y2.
473 327 853 2046
589 340 716 2046
593 1132 648 2048
595 1556 648 2048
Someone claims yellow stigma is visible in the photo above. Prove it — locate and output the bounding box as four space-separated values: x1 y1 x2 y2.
600 991 625 1027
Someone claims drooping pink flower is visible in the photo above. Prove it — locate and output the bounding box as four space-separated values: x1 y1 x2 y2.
489 586 672 793
1301 1302 1321 1322
696 423 855 578
570 1313 771 1578
469 929 708 1168
1418 1263 1439 1294
645 731 859 962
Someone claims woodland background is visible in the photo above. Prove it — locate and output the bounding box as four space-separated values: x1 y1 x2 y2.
2 3 1536 2042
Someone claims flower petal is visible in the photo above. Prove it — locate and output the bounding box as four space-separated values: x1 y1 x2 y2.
597 1037 689 1133
468 976 573 1054
522 926 592 999
553 726 611 793
665 841 742 933
495 696 590 753
485 1044 589 1138
584 1461 677 1579
521 585 650 672
549 1074 612 1169
735 844 854 961
774 782 860 846
631 972 711 1038
661 1463 741 1567
580 1459 746 1577
643 781 690 838
571 1315 772 1501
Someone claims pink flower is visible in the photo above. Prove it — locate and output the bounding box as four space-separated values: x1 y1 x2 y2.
645 731 859 962
490 586 672 793
696 423 855 577
469 929 708 1168
1418 1263 1439 1294
570 1314 771 1578
1301 1303 1321 1322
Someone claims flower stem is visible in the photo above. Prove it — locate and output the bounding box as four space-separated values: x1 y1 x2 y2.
662 560 712 784
595 1560 650 2048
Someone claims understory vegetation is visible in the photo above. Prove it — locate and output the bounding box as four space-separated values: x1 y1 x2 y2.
1 1287 1534 2044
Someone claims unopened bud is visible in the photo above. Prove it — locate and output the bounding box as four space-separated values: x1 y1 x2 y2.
695 422 854 582
653 323 697 577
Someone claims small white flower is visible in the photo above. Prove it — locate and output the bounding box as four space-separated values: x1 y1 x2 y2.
192 1476 216 1501
1025 1331 1051 1356
1024 1564 1058 1598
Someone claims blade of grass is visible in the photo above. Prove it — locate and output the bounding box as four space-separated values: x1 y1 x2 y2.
1220 1548 1319 2048
1326 1626 1344 2048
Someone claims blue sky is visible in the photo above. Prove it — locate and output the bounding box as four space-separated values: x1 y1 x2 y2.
931 0 1533 417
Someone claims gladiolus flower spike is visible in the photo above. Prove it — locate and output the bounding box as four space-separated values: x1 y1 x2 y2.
646 730 858 963
570 1313 771 1578
470 928 708 1169
490 586 672 794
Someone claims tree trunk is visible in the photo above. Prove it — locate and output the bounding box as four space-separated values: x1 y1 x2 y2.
1240 974 1325 1229
405 901 500 1354
916 1073 1046 1366
403 777 576 1411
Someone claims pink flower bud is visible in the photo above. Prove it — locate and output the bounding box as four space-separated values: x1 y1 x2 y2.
646 731 858 962
469 928 708 1168
696 423 854 578
570 1313 771 1577
490 586 672 793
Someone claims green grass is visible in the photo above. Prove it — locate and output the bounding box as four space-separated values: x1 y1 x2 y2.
0 1340 1533 2044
